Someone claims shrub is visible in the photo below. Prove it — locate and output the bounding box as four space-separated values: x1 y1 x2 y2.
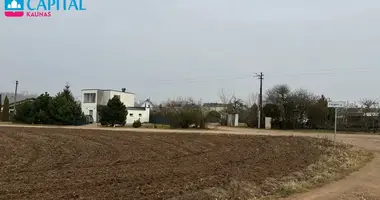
132 119 142 128
1 96 10 122
205 110 221 123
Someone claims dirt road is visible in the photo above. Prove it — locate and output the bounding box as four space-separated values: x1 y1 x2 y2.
1 124 379 199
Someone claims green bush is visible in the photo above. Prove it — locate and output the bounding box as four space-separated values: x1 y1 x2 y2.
132 119 142 128
1 96 10 122
205 110 221 123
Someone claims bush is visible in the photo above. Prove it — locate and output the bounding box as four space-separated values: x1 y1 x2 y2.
205 110 221 123
1 96 10 122
132 119 142 128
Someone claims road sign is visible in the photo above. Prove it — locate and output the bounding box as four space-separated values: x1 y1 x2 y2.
327 101 345 143
328 101 345 108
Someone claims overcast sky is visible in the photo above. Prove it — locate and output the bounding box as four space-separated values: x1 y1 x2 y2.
1 0 380 103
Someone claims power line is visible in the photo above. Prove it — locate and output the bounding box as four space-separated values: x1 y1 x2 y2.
142 68 378 85
144 75 252 84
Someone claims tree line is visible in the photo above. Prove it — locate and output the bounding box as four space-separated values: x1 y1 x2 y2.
218 84 379 132
1 83 378 132
150 84 379 132
11 85 87 125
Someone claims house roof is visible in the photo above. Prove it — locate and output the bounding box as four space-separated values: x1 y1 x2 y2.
9 98 36 109
127 107 147 111
81 89 135 95
203 103 227 107
346 107 379 113
139 98 155 107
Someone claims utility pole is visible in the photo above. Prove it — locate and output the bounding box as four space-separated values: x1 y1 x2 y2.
254 72 264 128
14 80 19 115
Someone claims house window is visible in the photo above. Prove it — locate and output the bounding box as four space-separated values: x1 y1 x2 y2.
114 95 120 99
129 113 133 117
139 113 142 117
89 110 93 117
84 93 96 103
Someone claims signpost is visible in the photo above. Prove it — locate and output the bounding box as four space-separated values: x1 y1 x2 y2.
328 101 345 142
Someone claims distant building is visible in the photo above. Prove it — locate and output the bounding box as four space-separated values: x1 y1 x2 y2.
139 98 155 109
81 88 135 123
126 107 150 125
9 98 36 113
202 103 227 113
339 108 380 119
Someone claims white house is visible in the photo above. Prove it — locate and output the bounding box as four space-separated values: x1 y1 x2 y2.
126 107 150 125
81 88 135 122
202 103 227 113
138 98 155 109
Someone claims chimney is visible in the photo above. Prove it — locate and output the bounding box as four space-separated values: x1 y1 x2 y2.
121 88 126 92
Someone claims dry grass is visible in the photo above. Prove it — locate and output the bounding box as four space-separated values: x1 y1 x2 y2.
203 138 374 200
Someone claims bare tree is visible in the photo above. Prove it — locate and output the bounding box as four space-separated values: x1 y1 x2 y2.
218 88 234 105
218 88 235 114
159 97 207 129
290 88 318 124
360 99 378 132
265 84 291 122
246 92 258 108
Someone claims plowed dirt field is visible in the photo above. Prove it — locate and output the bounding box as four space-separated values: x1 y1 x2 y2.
0 127 336 200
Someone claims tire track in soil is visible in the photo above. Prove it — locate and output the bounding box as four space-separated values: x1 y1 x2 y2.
74 134 122 167
1 131 44 173
106 134 185 165
15 130 80 173
0 133 24 170
0 127 328 200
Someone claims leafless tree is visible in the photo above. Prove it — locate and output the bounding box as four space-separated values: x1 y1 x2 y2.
158 97 208 128
218 89 234 105
218 88 235 112
360 99 379 132
245 92 258 108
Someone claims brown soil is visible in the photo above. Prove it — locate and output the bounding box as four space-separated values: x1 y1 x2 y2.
0 127 336 200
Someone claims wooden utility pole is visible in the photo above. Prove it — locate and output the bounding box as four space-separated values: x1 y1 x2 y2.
14 81 19 115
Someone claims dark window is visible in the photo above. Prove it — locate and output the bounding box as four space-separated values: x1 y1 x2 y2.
84 93 96 103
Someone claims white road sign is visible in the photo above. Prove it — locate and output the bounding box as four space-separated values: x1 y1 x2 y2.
328 101 345 108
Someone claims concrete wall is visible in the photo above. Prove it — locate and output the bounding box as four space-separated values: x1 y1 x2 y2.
97 90 110 105
227 114 239 127
109 91 135 107
265 117 272 129
126 108 150 125
81 89 98 122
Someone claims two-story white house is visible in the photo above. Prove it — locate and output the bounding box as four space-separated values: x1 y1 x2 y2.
81 88 135 123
